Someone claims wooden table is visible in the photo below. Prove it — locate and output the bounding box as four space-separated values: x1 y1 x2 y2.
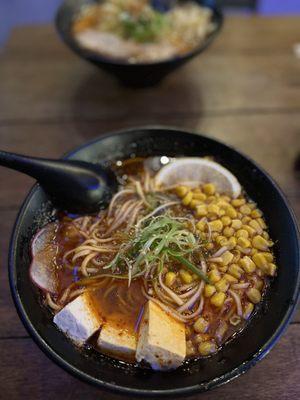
0 15 299 400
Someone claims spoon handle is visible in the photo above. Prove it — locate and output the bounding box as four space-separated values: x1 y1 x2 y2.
0 150 62 181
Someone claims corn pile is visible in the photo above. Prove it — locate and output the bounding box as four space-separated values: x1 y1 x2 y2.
174 183 277 356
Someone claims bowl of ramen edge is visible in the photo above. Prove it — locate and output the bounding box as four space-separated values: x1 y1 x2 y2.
55 0 223 86
9 127 300 396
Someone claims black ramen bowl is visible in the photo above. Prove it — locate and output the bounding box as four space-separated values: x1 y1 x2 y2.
55 0 223 86
9 127 300 397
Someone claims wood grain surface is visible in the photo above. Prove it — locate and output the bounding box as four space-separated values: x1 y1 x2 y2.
0 15 299 400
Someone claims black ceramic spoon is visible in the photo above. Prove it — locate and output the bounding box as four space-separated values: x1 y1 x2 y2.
0 150 118 214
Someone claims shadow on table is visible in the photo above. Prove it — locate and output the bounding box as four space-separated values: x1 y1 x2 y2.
70 66 204 140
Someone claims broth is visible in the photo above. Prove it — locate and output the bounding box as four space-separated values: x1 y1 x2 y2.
31 156 276 369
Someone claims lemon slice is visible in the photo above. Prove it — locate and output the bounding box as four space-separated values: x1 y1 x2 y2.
155 158 241 198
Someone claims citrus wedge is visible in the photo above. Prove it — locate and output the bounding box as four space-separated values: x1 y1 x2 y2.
155 158 241 198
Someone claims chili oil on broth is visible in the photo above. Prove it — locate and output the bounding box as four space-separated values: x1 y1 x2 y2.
34 156 276 367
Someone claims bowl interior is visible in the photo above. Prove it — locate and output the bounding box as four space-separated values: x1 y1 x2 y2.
55 0 223 67
9 127 300 396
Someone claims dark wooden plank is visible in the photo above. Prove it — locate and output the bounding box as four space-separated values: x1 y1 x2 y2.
0 21 300 122
0 325 299 400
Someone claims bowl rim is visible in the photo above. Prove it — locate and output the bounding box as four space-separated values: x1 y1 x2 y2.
55 0 223 68
8 126 300 397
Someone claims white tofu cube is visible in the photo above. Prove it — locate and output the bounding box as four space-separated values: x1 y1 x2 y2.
53 292 102 345
97 324 137 359
136 301 186 370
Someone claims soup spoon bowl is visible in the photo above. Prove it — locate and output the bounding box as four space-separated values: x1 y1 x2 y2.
0 150 118 214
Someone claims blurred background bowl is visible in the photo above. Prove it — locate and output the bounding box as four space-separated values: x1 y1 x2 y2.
55 0 223 87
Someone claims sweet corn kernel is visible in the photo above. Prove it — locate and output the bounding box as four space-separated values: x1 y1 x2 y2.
203 183 216 195
209 263 219 270
239 256 256 273
179 269 193 284
216 235 226 245
249 219 263 234
219 266 228 273
207 204 220 215
208 220 223 232
226 206 237 218
175 185 189 197
252 253 269 270
268 263 277 276
198 341 217 356
257 218 267 229
193 192 206 202
219 209 226 216
207 195 216 203
260 252 274 262
237 237 251 248
221 195 231 202
231 219 243 230
232 250 241 263
231 198 246 207
215 278 230 292
242 216 251 224
253 278 264 291
250 248 258 256
262 231 270 240
218 200 230 209
252 235 269 251
189 199 202 209
236 229 249 239
208 270 221 283
248 203 256 210
221 216 231 226
195 333 210 343
227 237 237 250
246 288 261 304
206 243 214 251
224 273 238 283
240 205 252 215
243 302 254 319
222 251 234 265
193 317 209 334
182 191 193 206
251 209 263 218
196 220 206 231
223 227 235 238
228 264 243 279
165 272 176 287
210 292 226 307
221 238 230 247
242 225 256 237
204 284 216 297
196 205 207 217
211 232 219 240
193 192 207 201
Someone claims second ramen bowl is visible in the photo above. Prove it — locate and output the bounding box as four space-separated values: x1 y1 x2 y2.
55 0 223 86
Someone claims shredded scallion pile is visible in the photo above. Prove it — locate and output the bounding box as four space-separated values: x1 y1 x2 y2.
104 214 210 284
